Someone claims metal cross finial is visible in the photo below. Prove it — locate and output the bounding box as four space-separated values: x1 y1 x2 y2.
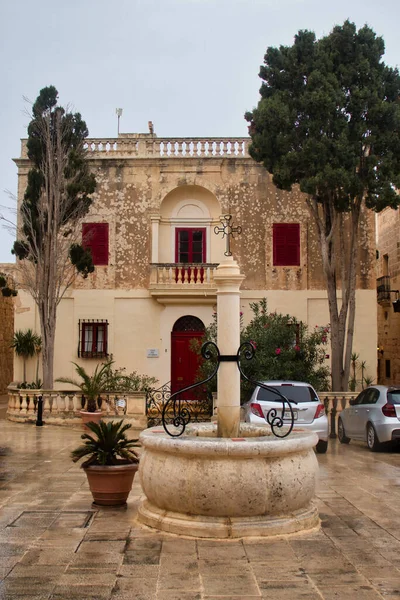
214 215 242 257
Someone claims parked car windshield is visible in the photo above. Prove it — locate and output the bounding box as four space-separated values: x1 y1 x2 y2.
388 390 400 404
256 385 317 403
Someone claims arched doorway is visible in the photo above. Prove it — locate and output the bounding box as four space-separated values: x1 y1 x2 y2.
171 316 205 399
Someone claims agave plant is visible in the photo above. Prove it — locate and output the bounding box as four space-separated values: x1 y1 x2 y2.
71 420 140 468
56 360 114 412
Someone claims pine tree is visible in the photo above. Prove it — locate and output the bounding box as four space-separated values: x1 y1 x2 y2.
245 21 400 390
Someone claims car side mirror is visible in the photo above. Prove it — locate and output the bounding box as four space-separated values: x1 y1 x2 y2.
349 398 356 406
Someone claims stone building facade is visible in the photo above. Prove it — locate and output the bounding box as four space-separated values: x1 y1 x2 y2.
13 133 378 391
0 266 15 393
377 207 400 385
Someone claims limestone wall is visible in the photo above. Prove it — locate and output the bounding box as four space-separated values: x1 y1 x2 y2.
14 137 377 295
62 157 375 294
0 292 13 393
13 136 378 389
377 208 400 384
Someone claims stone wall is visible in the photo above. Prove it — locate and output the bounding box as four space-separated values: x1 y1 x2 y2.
377 207 400 384
14 136 377 295
0 293 13 393
65 157 375 294
12 136 378 387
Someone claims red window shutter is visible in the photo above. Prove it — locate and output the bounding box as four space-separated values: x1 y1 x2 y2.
273 224 300 266
82 223 109 266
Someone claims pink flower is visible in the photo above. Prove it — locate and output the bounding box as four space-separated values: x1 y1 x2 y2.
250 340 257 349
240 311 243 316
294 345 300 352
321 336 327 343
275 348 281 355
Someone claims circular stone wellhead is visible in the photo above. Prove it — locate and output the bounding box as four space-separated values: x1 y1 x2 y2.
137 423 320 538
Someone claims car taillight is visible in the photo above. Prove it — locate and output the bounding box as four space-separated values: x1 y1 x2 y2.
382 403 397 418
250 403 265 419
314 404 325 419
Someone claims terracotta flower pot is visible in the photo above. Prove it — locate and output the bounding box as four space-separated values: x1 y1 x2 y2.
80 410 102 430
84 462 139 506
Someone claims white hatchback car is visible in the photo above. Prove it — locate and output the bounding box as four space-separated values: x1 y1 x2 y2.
338 385 400 451
242 380 329 453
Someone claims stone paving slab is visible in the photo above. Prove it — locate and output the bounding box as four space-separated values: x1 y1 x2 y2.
2 419 400 598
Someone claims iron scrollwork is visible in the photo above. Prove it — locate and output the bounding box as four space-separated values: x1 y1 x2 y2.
160 342 220 437
159 339 297 439
237 342 297 438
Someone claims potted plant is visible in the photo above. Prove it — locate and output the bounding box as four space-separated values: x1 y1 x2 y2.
71 420 140 506
10 329 39 385
56 360 114 428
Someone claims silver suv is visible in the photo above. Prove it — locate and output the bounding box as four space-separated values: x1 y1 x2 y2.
242 380 329 453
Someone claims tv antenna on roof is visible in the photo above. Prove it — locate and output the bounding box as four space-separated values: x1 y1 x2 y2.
116 108 123 135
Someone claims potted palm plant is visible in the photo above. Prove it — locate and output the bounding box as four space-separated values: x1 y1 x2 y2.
11 329 39 384
56 360 114 428
71 420 140 506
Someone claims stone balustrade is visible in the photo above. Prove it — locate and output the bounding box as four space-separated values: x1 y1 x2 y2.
150 263 218 286
319 392 357 438
8 387 358 439
7 388 147 435
86 137 249 158
20 138 250 160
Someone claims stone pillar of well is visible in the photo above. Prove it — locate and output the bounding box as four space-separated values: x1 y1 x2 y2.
213 257 245 438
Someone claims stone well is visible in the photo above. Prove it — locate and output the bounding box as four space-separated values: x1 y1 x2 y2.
137 423 319 538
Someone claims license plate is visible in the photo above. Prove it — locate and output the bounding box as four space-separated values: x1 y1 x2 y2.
284 411 297 420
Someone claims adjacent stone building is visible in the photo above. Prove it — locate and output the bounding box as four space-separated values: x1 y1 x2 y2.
377 207 400 385
0 266 15 392
12 132 378 391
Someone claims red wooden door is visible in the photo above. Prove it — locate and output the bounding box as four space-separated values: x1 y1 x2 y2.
171 331 204 399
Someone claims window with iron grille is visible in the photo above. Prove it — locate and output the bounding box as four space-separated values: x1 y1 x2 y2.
78 320 108 358
273 223 300 266
82 223 109 266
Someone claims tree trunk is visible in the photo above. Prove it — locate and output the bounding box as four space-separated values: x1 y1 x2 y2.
308 197 362 392
341 203 361 390
39 299 56 389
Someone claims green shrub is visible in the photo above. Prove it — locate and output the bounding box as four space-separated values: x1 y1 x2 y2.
192 299 330 402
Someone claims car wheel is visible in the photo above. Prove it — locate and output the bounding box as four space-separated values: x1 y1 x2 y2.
316 439 328 454
366 423 381 452
338 418 350 444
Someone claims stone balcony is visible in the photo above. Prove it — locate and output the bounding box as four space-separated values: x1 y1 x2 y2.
149 263 218 304
19 136 250 161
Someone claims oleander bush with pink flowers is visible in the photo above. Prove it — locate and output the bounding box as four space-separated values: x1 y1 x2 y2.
192 299 330 402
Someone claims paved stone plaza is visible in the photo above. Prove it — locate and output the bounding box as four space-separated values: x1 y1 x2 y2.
1 417 400 599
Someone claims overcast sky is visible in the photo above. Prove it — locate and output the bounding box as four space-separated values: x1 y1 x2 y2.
0 0 398 262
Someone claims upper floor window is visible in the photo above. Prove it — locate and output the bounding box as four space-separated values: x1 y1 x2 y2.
78 319 108 358
273 223 300 266
175 228 206 264
82 223 109 266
